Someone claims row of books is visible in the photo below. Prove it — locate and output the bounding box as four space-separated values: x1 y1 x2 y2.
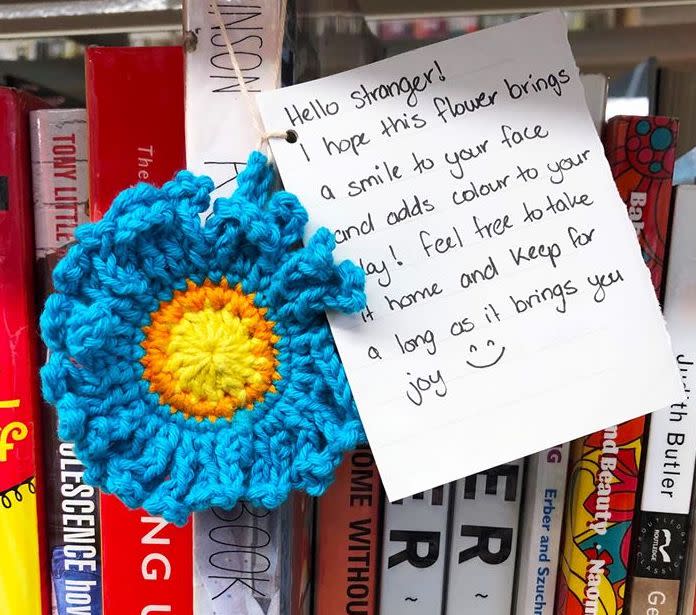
0 45 695 615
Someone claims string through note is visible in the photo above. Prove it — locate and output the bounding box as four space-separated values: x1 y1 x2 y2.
209 0 290 151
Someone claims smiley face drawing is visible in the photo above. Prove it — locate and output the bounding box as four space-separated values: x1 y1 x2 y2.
466 339 506 369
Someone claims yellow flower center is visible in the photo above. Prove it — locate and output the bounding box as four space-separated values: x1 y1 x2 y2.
141 279 280 421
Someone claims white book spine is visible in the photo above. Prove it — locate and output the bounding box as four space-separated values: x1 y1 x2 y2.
193 496 312 615
183 3 304 614
184 0 284 200
193 505 283 615
631 186 696 614
379 487 451 614
30 109 89 257
579 74 608 135
513 445 569 615
444 460 524 615
30 108 95 615
641 187 696 517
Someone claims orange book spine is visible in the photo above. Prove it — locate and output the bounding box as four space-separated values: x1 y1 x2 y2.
314 447 382 615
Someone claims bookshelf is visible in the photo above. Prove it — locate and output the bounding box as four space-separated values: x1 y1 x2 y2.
0 0 695 37
1 1 695 79
1 3 696 615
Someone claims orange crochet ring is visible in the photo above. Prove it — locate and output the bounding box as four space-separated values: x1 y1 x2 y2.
141 278 280 421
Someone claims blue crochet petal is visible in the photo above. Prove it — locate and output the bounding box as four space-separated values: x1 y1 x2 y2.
265 189 308 251
52 239 91 297
80 174 212 311
233 150 275 205
204 155 302 290
40 294 74 353
265 227 366 323
204 195 278 289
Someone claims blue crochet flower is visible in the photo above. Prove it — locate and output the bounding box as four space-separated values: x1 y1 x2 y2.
40 152 366 525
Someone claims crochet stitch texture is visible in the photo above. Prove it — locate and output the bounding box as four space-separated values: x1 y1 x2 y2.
40 152 366 525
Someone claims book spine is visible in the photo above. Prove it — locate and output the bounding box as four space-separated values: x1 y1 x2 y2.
85 47 193 615
579 74 607 136
0 88 50 615
379 487 451 614
630 185 696 615
604 115 678 298
30 108 102 615
314 447 382 615
288 493 313 615
191 494 312 615
555 115 678 615
183 0 285 199
514 445 569 615
182 3 309 613
682 470 696 615
444 460 525 615
557 420 646 615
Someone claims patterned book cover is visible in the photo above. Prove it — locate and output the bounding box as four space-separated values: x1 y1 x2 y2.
629 185 696 615
30 108 101 615
555 115 678 615
379 487 451 614
444 461 524 615
556 421 646 615
86 47 194 615
0 87 50 615
314 447 382 615
514 446 569 615
604 116 678 298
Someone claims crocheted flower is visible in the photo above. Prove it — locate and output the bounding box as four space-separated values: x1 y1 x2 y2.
40 152 366 525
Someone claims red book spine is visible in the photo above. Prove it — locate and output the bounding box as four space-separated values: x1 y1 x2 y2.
85 47 193 614
0 87 50 615
555 115 678 615
314 447 382 615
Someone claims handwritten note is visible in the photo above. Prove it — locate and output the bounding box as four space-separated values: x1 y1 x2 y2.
257 11 683 501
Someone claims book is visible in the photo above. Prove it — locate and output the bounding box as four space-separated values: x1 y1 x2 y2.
580 74 607 136
514 445 569 615
290 493 314 615
444 460 525 615
629 185 696 615
556 421 646 615
682 472 696 615
555 115 678 615
604 115 679 299
0 87 50 615
30 108 100 615
182 3 313 613
193 494 312 615
657 67 696 158
378 486 451 614
314 447 382 615
183 0 286 199
85 46 194 615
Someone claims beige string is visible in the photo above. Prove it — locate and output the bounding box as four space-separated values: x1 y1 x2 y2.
210 1 289 151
